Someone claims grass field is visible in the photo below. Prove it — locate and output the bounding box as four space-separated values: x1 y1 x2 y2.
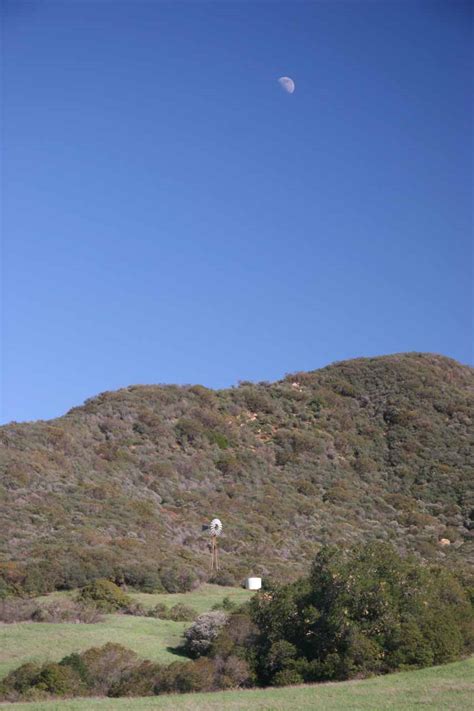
0 585 253 679
128 583 253 613
0 615 186 679
0 656 472 710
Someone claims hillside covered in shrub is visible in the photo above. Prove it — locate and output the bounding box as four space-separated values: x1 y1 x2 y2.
0 353 473 594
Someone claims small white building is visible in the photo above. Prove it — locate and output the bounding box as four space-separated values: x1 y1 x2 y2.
245 576 262 590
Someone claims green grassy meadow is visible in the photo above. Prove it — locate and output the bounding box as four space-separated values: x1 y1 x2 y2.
0 657 472 711
128 583 253 613
0 585 253 679
0 615 185 679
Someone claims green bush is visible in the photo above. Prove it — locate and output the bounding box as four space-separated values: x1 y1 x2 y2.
35 663 83 696
123 601 147 616
209 570 236 586
174 418 204 445
80 643 138 694
146 602 168 618
109 661 163 697
0 578 10 600
205 430 229 449
210 612 258 660
266 640 297 675
0 661 84 701
147 602 196 621
155 659 213 694
168 603 197 621
77 579 132 612
60 653 91 684
385 619 434 669
159 565 199 593
122 568 164 593
213 655 254 688
0 663 41 699
212 596 236 612
272 668 303 686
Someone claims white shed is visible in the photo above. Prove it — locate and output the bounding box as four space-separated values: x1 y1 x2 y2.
245 576 262 590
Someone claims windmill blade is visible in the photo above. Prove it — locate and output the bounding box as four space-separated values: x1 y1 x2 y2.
209 518 223 536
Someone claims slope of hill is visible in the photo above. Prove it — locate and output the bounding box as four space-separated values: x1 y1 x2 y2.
1 353 473 593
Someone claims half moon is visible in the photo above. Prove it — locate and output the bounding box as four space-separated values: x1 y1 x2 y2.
278 76 295 94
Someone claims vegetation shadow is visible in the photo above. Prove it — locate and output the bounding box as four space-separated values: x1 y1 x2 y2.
166 645 189 659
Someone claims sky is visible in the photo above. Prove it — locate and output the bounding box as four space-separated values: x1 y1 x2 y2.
1 0 472 424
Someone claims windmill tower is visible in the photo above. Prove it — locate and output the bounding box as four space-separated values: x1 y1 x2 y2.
205 518 222 572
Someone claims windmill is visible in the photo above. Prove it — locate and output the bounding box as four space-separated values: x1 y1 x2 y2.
203 518 222 572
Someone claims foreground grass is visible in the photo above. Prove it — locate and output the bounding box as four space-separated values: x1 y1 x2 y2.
0 585 253 679
0 657 472 710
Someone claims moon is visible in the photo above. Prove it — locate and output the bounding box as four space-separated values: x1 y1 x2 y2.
278 76 295 94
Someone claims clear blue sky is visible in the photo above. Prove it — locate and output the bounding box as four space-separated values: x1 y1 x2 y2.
2 0 472 424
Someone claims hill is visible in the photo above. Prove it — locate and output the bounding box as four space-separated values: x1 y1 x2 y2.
1 353 473 594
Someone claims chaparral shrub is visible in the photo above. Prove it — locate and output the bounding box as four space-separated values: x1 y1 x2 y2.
78 643 138 695
168 603 197 621
183 611 228 658
77 579 132 612
0 662 84 702
108 661 163 697
34 663 84 696
159 564 199 593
